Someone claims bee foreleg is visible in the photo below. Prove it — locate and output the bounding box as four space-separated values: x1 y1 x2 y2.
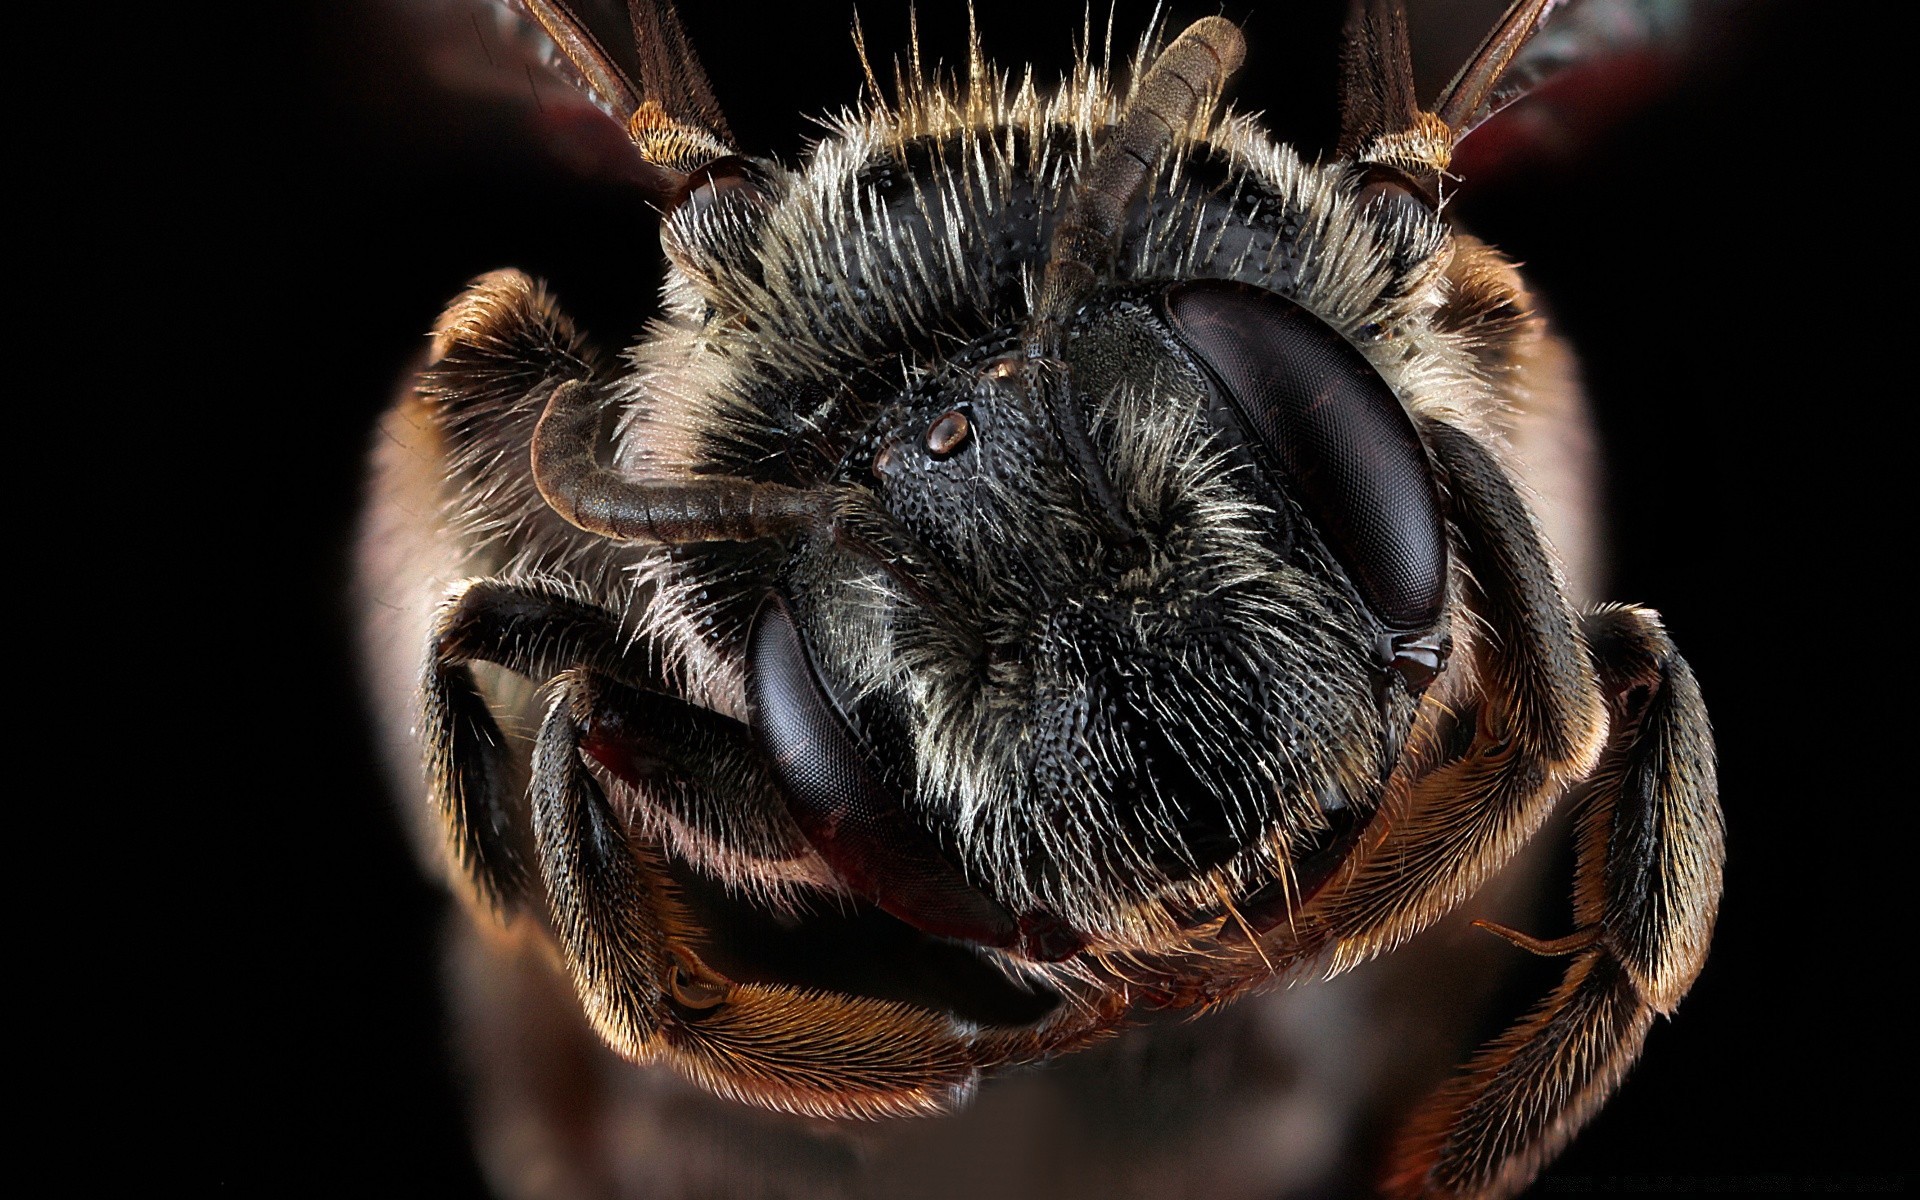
536 666 823 888
425 575 824 908
424 576 639 913
530 666 996 1117
528 665 684 1059
1381 605 1723 1200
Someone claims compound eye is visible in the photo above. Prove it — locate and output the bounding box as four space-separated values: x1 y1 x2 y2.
1165 281 1447 630
747 594 1020 948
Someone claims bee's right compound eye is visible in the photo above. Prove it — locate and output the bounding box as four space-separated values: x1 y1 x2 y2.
1164 281 1448 632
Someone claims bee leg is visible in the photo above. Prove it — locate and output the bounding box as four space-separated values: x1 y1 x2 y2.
540 668 826 890
530 667 1014 1118
1575 606 1724 1019
1259 419 1607 970
424 575 635 914
425 576 825 911
431 590 1113 1116
418 270 610 562
1382 606 1723 1200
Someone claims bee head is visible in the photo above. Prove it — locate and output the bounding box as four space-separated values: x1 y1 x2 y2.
747 268 1453 948
617 13 1480 951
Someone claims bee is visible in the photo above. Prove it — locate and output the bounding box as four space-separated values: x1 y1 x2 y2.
355 1 1725 1195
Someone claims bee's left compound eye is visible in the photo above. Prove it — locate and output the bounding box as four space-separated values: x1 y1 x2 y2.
1165 281 1447 631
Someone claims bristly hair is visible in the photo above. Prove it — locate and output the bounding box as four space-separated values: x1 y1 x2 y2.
598 13 1528 947
450 12 1534 950
621 12 1495 488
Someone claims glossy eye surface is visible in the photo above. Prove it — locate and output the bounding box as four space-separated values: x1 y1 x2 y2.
746 594 1020 948
1165 281 1447 630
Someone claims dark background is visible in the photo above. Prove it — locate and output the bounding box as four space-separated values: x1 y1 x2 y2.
186 0 1896 1193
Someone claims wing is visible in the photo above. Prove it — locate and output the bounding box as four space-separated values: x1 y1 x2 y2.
353 0 739 199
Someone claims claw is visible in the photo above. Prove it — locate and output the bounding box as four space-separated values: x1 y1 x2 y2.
1472 920 1602 958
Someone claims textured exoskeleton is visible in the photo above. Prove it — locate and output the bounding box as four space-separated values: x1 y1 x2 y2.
356 2 1723 1196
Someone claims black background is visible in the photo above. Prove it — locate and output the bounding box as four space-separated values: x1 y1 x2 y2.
179 0 1897 1193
